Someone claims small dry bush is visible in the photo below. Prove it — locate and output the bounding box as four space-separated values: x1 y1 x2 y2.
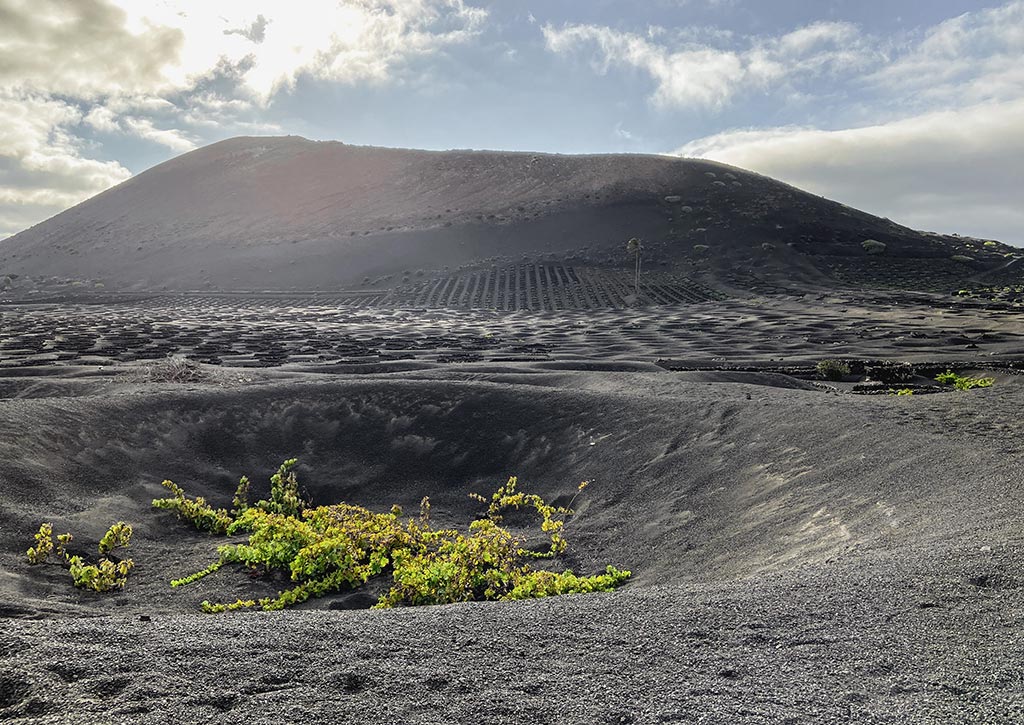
141 355 208 383
156 460 630 612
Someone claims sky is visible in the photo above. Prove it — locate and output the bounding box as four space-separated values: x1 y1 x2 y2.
1 0 1022 244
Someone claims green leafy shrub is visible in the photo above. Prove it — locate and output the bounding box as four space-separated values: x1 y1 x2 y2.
505 566 631 600
98 521 133 556
231 475 251 517
67 556 134 592
171 561 223 588
155 460 307 534
27 521 134 592
891 388 914 396
469 476 582 558
162 460 630 612
26 523 54 564
816 359 851 381
259 458 307 517
935 370 994 390
152 480 233 534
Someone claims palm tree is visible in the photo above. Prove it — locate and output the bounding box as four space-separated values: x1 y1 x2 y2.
626 237 643 297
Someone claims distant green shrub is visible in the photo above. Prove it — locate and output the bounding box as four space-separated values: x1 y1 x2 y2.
161 461 629 612
862 239 886 255
984 241 997 247
935 370 994 390
27 521 134 592
816 359 850 381
891 388 914 396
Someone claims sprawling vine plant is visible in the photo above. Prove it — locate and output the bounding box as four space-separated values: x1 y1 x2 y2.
154 459 630 612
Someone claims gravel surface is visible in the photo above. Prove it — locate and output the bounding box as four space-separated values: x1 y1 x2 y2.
2 297 1023 723
2 543 1021 724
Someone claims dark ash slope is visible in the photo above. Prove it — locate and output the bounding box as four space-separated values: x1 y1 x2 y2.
3 137 1012 293
0 360 1022 723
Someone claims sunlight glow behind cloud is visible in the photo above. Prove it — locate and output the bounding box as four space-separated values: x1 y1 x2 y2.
110 0 488 101
0 0 487 238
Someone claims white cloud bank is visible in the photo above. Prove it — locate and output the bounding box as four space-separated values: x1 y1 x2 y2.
676 99 1024 244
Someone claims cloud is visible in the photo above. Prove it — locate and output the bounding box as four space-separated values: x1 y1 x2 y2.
0 92 131 238
674 99 1024 244
542 20 877 109
0 0 488 238
0 0 193 236
868 1 1024 105
84 104 197 152
225 14 270 44
613 122 636 141
83 106 120 134
2 0 490 109
111 0 489 102
546 3 1024 243
541 4 1020 113
0 0 184 98
542 23 741 109
121 118 197 153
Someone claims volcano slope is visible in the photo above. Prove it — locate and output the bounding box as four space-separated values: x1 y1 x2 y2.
1 139 1023 724
1 135 1018 299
